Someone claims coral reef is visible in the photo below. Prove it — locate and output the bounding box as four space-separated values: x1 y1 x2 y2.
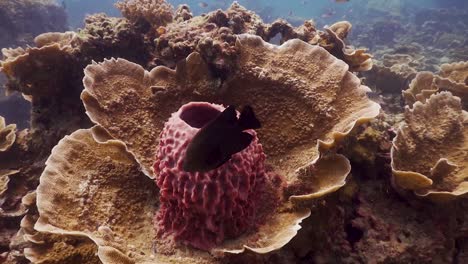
0 0 67 48
403 61 468 108
0 0 467 263
35 32 378 262
350 4 468 106
392 92 468 200
152 3 371 73
116 0 174 27
0 0 67 129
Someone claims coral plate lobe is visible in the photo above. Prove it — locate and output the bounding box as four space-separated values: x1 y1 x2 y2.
154 102 272 250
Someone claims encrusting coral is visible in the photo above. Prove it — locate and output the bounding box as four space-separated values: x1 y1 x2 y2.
391 92 468 200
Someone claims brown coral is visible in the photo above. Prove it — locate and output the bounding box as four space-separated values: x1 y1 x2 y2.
22 35 379 262
153 2 264 72
403 61 468 108
0 116 16 152
391 92 468 200
322 22 373 72
81 34 379 192
116 0 173 27
33 126 311 263
25 34 379 263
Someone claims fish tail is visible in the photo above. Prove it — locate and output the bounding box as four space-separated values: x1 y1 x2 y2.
238 105 261 130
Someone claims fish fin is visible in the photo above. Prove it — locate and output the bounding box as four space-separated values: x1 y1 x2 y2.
222 132 254 155
218 105 238 125
238 105 261 130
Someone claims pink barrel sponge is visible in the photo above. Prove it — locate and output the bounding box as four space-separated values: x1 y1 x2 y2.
153 102 269 250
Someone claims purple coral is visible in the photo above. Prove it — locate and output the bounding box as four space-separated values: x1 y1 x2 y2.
153 102 269 250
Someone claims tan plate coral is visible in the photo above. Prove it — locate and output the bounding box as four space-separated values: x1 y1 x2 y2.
32 34 379 263
34 126 311 263
391 92 468 201
403 61 468 107
81 34 380 194
0 116 16 152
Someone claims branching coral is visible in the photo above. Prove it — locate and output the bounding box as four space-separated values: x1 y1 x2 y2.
391 92 468 200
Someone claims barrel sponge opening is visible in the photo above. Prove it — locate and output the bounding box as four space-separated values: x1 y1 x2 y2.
179 102 221 129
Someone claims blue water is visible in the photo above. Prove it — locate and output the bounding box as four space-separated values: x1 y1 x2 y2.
62 0 468 29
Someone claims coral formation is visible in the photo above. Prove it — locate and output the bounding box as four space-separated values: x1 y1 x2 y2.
0 0 67 129
391 92 468 200
81 34 379 194
116 0 174 27
350 4 468 107
403 61 468 108
0 116 16 152
152 3 371 73
33 126 310 263
1 0 467 263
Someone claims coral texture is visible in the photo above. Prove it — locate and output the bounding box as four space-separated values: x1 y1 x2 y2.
30 33 378 262
33 125 310 263
116 0 174 27
154 102 271 250
0 0 67 129
403 61 468 108
152 3 371 73
0 116 16 152
391 92 468 200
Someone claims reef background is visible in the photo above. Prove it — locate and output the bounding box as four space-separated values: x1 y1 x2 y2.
0 0 467 263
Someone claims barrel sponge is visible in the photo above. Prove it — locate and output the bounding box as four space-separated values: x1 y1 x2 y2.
154 102 269 250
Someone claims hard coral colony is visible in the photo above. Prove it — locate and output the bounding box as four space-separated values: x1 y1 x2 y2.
0 0 467 264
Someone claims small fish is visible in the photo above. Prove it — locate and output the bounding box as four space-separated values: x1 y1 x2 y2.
334 0 350 3
183 105 261 173
288 10 293 16
198 2 208 8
